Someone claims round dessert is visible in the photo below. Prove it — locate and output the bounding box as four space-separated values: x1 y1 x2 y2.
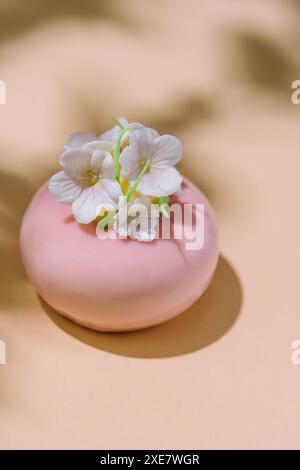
20 178 219 331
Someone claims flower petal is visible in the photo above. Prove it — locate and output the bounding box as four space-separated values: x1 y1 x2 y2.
90 150 113 177
101 178 122 201
152 134 182 167
64 132 96 150
72 183 118 224
99 117 128 142
133 128 157 160
119 143 141 181
145 127 159 138
120 128 157 180
101 154 115 180
59 149 91 179
83 140 114 154
120 122 146 147
48 171 82 204
137 166 182 197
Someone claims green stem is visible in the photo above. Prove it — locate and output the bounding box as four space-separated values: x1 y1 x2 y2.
113 126 130 182
100 159 150 229
126 159 150 202
98 210 116 229
112 117 125 130
158 196 170 218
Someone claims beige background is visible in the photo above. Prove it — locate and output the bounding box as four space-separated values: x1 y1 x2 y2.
1 0 300 449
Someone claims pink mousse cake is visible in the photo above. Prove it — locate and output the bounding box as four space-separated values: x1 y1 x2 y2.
20 178 219 331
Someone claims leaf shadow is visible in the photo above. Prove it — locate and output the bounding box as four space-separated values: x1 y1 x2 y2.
0 169 36 309
227 29 299 98
0 0 137 43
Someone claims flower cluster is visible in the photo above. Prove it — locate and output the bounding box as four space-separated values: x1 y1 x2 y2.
49 118 183 241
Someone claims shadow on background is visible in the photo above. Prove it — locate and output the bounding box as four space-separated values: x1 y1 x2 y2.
228 30 298 97
41 255 242 359
0 170 36 309
145 96 216 136
0 0 135 43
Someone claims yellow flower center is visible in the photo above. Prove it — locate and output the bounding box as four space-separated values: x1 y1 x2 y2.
85 169 99 186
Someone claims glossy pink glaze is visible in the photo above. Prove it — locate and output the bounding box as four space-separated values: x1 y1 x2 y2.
20 178 219 331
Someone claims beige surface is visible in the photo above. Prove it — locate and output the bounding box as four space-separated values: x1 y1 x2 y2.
1 0 300 450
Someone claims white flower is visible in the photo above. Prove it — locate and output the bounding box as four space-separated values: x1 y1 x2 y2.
115 197 160 242
49 142 122 224
64 132 101 150
63 118 154 152
63 117 130 151
119 128 182 197
100 118 158 148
